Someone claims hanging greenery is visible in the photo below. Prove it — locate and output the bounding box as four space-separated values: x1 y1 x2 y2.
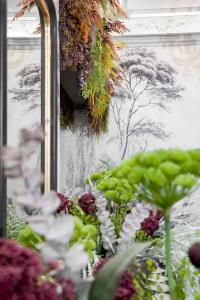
15 0 127 134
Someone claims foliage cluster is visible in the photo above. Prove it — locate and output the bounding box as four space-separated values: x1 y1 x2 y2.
7 199 25 240
12 206 98 259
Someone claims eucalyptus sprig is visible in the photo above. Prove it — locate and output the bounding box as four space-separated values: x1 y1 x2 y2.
1 127 89 283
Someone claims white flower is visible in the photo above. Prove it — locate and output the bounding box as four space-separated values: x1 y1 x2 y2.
118 203 150 251
64 244 89 273
27 214 55 236
45 215 74 243
91 184 117 251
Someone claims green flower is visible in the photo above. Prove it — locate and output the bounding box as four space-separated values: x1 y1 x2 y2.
90 149 200 211
159 161 181 176
174 174 197 189
144 168 167 187
69 217 98 258
18 225 43 250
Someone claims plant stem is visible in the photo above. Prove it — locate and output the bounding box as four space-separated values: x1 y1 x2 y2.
164 210 176 300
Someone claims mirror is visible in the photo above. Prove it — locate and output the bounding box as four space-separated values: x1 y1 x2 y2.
59 4 200 198
7 0 42 198
0 0 58 237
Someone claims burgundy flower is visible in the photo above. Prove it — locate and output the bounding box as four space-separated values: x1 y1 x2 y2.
48 260 61 271
140 209 161 238
0 239 77 300
59 278 76 300
56 193 71 214
93 258 137 300
0 266 22 294
114 271 137 300
0 239 44 300
150 209 162 221
188 242 200 268
92 258 109 277
36 282 58 300
78 192 96 214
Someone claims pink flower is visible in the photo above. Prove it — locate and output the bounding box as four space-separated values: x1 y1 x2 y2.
78 192 96 214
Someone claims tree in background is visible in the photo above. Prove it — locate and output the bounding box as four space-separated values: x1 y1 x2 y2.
111 47 184 160
10 64 41 113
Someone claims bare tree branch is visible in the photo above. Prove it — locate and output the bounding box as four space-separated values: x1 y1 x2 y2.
111 47 184 160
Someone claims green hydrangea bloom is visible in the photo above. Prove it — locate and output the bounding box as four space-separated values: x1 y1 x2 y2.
174 174 197 189
70 217 98 258
18 225 44 250
90 149 200 211
159 161 181 176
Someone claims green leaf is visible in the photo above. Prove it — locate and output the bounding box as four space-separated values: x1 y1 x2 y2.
88 242 150 300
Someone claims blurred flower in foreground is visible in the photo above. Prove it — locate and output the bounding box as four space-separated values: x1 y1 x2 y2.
93 258 137 300
0 239 76 300
188 242 200 269
0 239 44 300
0 127 89 283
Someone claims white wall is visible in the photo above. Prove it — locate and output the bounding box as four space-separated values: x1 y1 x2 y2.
122 0 200 10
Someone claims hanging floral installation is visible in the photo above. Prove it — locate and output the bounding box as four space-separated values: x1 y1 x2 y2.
60 0 127 134
15 0 128 134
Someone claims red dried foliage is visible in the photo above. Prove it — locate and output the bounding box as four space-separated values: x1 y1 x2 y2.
14 0 35 20
110 0 127 18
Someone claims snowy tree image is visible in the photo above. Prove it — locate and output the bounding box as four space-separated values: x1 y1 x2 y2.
10 64 41 113
111 47 184 160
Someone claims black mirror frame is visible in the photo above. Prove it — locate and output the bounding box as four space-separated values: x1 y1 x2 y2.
0 0 58 237
0 0 7 237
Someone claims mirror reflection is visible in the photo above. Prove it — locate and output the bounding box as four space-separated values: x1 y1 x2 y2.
7 0 41 198
60 6 200 197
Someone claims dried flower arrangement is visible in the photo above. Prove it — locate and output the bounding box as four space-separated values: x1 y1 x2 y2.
15 0 128 134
